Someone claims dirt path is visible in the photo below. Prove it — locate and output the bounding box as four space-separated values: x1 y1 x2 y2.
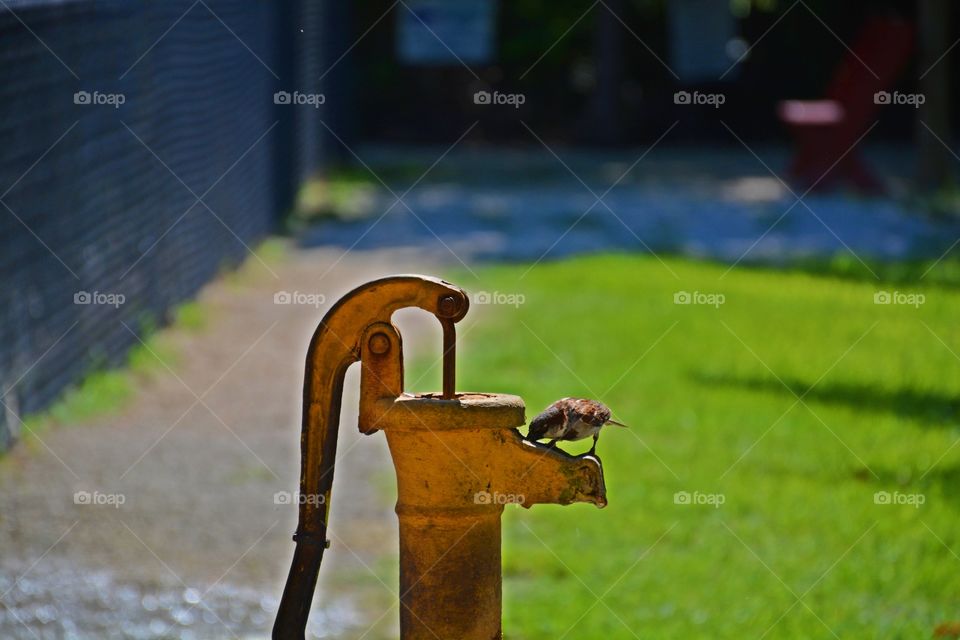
0 246 449 639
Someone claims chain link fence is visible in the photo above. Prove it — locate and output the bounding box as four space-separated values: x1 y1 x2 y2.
0 0 333 449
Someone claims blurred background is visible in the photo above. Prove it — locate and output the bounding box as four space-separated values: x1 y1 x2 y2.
2 0 960 638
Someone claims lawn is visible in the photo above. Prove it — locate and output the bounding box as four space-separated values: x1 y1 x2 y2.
418 254 960 639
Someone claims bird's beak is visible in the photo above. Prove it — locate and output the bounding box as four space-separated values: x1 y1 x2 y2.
607 419 629 428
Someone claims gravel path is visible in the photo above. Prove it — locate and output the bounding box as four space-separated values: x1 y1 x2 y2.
0 246 446 639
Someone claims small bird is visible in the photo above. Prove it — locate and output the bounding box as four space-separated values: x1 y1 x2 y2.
525 398 628 455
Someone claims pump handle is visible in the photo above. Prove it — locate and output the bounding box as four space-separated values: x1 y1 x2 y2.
273 275 469 639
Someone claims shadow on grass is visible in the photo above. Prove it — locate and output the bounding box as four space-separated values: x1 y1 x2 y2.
859 462 960 511
692 372 960 426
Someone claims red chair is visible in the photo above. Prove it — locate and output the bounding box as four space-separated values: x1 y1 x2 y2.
778 15 914 192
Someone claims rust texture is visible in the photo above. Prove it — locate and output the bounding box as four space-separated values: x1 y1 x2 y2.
273 275 607 640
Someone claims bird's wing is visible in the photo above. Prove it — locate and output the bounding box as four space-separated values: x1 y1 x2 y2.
571 398 611 426
527 403 565 440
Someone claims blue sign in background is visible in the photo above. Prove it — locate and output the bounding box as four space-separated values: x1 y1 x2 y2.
397 0 496 65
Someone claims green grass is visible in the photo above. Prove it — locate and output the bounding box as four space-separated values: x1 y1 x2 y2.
171 300 208 331
289 169 382 228
41 369 135 426
424 254 960 639
224 237 289 287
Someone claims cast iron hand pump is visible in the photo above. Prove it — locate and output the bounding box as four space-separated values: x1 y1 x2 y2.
274 275 607 640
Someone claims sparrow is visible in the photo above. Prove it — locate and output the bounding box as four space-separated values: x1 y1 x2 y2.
525 398 628 455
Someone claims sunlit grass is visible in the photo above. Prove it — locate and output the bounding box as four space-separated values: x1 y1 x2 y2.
224 236 289 288
171 300 208 332
422 254 960 639
289 169 382 229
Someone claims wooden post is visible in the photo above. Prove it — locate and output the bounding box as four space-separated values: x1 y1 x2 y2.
586 0 625 144
916 0 953 189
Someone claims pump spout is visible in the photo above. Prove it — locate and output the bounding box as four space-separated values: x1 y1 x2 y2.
368 393 606 510
494 430 607 509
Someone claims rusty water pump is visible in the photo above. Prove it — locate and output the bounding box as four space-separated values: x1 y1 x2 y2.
273 275 607 640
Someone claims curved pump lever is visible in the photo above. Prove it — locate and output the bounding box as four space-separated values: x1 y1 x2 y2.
273 275 469 640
